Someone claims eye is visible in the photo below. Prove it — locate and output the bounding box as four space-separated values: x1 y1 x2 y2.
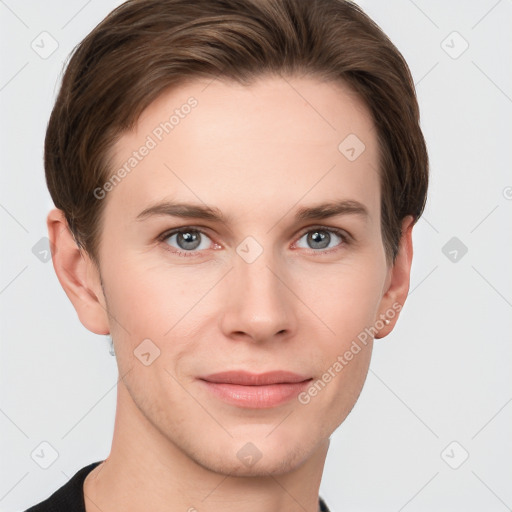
157 225 350 258
159 228 216 256
294 227 349 253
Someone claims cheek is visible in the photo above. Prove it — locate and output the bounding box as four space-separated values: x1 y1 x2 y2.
300 301 374 421
103 259 215 365
103 251 190 323
293 258 386 338
291 257 383 406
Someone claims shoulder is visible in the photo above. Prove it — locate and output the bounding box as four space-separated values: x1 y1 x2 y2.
23 461 103 512
319 495 331 511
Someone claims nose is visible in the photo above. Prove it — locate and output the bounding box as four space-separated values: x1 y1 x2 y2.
218 245 297 344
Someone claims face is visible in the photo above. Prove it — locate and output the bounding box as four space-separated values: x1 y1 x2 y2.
80 75 406 476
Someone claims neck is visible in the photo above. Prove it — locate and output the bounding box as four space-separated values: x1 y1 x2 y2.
84 379 329 512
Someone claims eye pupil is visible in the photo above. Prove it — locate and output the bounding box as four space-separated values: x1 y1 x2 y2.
308 230 330 249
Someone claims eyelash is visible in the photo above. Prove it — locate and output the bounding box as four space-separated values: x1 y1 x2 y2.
156 225 351 258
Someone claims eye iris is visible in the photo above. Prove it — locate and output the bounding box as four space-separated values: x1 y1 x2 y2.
308 230 330 249
177 230 201 250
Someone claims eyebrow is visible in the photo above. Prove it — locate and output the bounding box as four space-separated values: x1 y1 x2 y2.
136 199 369 223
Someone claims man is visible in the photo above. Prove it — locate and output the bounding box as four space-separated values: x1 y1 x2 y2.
26 1 428 510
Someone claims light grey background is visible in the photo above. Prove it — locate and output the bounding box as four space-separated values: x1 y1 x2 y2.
1 1 511 511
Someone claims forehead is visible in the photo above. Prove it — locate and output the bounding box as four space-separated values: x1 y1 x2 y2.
104 75 380 227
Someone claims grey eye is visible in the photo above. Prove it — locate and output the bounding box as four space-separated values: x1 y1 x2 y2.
165 230 211 251
296 229 344 251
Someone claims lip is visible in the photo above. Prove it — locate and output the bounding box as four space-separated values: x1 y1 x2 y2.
198 370 313 408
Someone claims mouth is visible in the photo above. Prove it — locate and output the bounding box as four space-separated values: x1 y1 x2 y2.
198 370 313 408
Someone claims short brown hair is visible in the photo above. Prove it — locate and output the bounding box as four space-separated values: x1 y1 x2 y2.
45 0 428 268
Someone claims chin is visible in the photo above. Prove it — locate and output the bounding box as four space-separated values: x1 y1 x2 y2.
200 448 310 478
189 430 317 477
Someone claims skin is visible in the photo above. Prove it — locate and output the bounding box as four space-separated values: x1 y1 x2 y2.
48 75 414 512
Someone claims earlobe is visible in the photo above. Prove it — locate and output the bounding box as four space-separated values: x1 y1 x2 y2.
374 215 415 339
47 208 110 335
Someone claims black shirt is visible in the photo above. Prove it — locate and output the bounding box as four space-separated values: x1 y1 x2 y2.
24 460 331 511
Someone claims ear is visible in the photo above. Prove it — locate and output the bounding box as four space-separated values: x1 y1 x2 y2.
374 215 415 339
47 208 110 335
